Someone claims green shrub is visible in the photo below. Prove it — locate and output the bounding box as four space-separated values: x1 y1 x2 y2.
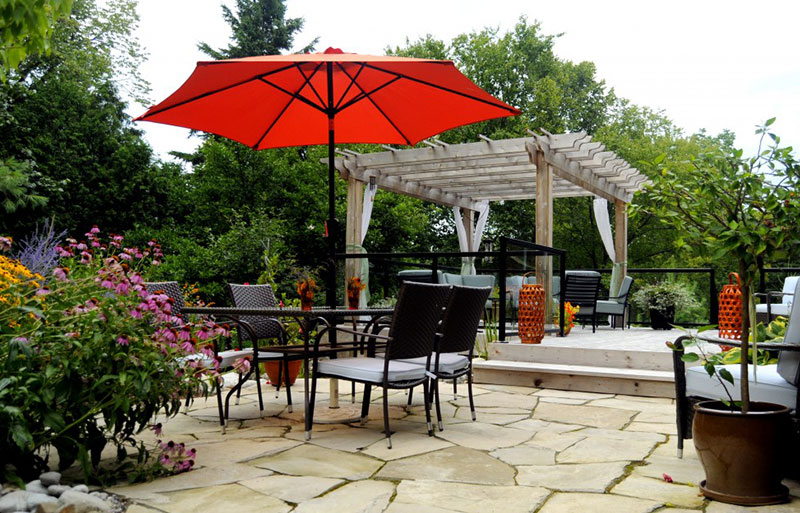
0 229 228 483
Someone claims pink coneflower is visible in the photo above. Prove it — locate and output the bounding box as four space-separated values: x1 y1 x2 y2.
116 336 129 346
129 273 143 285
91 240 101 248
180 340 194 353
35 287 50 296
115 281 130 295
150 423 163 437
90 225 100 234
196 326 212 340
178 327 191 341
130 308 143 319
76 242 87 251
119 253 132 260
233 357 251 374
100 278 114 289
53 266 69 281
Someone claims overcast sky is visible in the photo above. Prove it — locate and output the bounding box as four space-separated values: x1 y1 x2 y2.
131 0 800 162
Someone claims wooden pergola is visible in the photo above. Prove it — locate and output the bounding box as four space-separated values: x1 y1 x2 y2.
332 130 650 303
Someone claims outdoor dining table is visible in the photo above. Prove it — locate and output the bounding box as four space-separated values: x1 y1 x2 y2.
182 306 394 437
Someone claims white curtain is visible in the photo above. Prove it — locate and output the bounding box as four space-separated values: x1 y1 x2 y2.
346 182 377 308
593 197 625 296
453 202 490 275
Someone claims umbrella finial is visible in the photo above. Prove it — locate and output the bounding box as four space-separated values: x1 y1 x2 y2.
324 47 344 54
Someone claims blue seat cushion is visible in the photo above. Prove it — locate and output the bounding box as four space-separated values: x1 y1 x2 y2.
596 300 625 315
686 364 796 410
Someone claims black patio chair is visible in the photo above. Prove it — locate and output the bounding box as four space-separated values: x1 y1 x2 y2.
308 281 452 448
404 285 491 431
228 283 304 415
562 272 602 333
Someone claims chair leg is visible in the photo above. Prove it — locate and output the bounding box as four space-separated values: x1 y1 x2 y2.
406 387 414 410
433 379 443 432
215 379 226 433
283 358 293 413
235 372 243 405
382 386 392 449
453 379 458 401
423 380 433 437
361 384 371 425
467 369 476 421
307 368 319 441
274 361 283 398
253 361 264 412
351 381 356 403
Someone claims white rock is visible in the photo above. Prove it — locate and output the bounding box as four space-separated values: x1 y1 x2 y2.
27 492 59 510
87 493 107 501
69 486 88 495
58 491 110 513
25 481 49 496
39 473 61 487
0 490 29 513
47 486 70 498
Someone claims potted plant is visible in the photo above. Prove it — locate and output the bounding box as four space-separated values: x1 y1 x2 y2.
293 267 319 310
553 300 580 335
644 120 800 505
631 281 698 330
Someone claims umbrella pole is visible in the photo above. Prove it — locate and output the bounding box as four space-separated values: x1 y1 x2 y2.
326 62 337 310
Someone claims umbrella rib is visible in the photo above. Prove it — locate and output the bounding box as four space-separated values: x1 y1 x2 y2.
332 62 367 112
137 62 300 119
294 62 328 111
335 65 411 145
258 76 327 114
362 62 520 114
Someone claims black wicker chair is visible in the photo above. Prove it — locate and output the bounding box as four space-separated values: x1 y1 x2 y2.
404 285 491 431
672 277 800 458
562 272 602 333
228 283 304 415
308 282 452 448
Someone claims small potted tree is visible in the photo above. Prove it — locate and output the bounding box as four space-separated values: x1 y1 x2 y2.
631 281 698 329
644 120 800 505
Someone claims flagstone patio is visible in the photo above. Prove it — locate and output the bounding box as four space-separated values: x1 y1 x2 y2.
110 377 800 513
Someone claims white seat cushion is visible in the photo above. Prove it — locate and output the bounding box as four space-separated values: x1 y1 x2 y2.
755 303 792 316
397 352 469 374
686 364 797 410
317 357 427 382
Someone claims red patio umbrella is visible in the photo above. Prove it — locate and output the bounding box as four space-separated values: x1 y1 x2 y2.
136 47 520 306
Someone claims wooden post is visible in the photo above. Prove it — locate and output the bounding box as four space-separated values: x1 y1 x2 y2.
614 199 628 327
462 208 474 274
345 176 365 284
534 147 553 320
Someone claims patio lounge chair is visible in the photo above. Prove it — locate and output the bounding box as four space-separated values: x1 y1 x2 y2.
308 281 452 448
402 285 491 431
227 283 304 414
562 271 602 333
595 276 635 329
672 277 800 458
756 276 799 321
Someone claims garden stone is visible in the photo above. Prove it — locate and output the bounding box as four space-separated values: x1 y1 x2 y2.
39 474 61 487
69 487 88 495
26 492 58 510
24 482 49 496
87 493 107 501
0 490 29 513
56 506 76 513
58 491 110 513
36 503 61 513
47 486 70 498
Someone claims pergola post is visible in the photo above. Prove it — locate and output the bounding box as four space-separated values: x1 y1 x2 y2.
345 175 365 287
614 199 628 327
461 208 475 274
534 146 554 320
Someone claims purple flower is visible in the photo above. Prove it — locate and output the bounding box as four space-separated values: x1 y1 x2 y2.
150 423 163 437
100 278 114 289
91 240 101 248
120 253 132 261
53 266 69 281
35 287 50 296
196 326 211 340
233 357 251 374
115 281 130 295
178 327 191 341
76 242 87 251
90 226 100 234
116 336 129 346
130 308 143 319
180 340 194 353
129 273 143 285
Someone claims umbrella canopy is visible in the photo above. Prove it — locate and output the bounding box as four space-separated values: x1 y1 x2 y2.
136 47 520 306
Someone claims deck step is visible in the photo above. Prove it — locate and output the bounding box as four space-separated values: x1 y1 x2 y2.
472 359 676 398
487 342 675 371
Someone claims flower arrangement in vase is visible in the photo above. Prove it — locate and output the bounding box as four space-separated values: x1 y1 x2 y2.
554 301 580 335
294 268 318 310
347 275 366 309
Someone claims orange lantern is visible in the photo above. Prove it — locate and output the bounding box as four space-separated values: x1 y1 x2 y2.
718 272 742 339
518 273 546 344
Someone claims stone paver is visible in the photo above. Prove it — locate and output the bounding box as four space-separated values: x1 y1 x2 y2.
238 475 343 503
250 444 382 480
377 447 516 485
705 498 800 512
533 402 636 429
539 492 661 513
433 421 534 450
557 436 657 463
612 475 703 508
516 462 629 492
293 480 394 513
101 385 721 513
390 480 550 513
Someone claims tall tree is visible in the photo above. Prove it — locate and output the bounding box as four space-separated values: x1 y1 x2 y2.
198 0 316 58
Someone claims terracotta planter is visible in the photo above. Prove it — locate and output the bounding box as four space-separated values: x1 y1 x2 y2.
262 359 302 387
649 307 674 330
693 400 791 505
300 295 313 311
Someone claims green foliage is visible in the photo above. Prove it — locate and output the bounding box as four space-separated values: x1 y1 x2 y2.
0 157 47 212
631 280 699 314
0 231 223 482
198 0 315 58
0 0 74 80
